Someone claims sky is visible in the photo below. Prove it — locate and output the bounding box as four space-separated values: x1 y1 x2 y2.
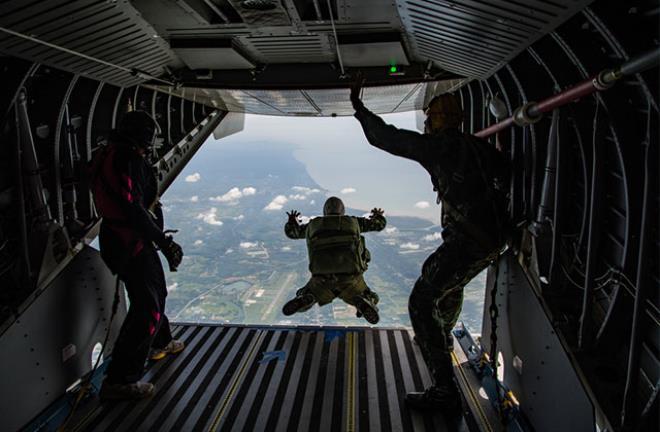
202 111 441 224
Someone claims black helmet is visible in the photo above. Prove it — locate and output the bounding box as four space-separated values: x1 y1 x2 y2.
116 110 158 150
323 196 345 216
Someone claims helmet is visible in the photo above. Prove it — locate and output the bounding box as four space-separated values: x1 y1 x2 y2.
323 196 345 216
116 110 158 150
424 93 463 132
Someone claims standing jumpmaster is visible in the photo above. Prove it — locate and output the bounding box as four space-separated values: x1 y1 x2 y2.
281 197 386 324
351 83 511 412
89 110 185 400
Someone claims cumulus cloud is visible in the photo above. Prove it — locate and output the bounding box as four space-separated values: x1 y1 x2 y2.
400 242 420 250
185 173 201 183
233 214 245 220
225 248 234 254
292 186 320 195
196 208 223 226
281 246 292 251
341 187 356 194
240 241 258 249
167 282 178 292
310 200 315 205
423 232 443 242
415 201 431 209
299 215 311 224
209 186 256 204
190 196 199 202
194 239 203 245
288 194 307 200
264 195 288 211
384 226 398 234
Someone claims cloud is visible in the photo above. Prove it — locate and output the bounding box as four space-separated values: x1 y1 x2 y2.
225 248 234 254
292 186 320 195
185 173 201 183
196 208 223 226
190 196 199 202
299 215 311 224
340 187 356 194
281 246 292 251
167 282 178 292
414 201 431 209
210 187 257 203
384 226 398 234
423 232 443 242
264 195 288 211
288 194 307 200
194 239 203 245
310 200 315 205
240 241 258 249
400 242 420 250
233 214 245 220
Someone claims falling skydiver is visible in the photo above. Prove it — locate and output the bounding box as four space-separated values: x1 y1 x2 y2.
281 197 386 324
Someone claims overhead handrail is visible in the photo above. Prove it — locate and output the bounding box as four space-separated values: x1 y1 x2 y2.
475 47 660 138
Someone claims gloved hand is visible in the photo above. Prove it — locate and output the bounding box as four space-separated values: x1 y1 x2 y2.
286 210 301 224
350 73 365 110
370 207 384 218
160 235 183 271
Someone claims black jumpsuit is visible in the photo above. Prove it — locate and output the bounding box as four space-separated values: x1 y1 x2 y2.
353 102 509 389
99 144 173 384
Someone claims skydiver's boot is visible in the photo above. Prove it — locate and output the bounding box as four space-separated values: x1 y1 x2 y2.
99 381 155 400
353 296 380 324
150 338 185 361
282 293 316 316
405 382 461 412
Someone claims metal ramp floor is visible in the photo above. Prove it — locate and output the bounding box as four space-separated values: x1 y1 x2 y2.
69 324 468 432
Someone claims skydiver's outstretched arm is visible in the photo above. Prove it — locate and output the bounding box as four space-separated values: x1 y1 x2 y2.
284 210 307 239
351 83 431 163
358 208 387 232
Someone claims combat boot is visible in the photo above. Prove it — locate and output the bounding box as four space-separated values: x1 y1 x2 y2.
353 296 379 324
282 293 316 316
150 338 185 361
405 384 461 412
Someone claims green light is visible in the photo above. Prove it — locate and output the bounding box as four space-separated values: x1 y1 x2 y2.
389 65 398 73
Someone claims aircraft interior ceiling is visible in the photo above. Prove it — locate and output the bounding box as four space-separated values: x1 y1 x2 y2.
2 0 594 115
0 0 658 431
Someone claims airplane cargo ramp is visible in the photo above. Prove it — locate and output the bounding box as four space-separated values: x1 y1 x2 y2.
69 324 474 432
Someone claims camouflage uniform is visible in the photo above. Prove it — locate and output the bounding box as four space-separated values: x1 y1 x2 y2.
353 100 509 389
285 214 386 309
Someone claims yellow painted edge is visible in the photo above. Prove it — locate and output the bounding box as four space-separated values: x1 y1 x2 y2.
208 330 267 432
346 332 357 432
70 405 101 432
451 351 494 432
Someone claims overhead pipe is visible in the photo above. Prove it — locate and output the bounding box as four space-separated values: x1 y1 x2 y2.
475 48 660 138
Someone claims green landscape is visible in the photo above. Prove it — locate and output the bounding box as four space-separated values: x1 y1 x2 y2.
160 141 487 331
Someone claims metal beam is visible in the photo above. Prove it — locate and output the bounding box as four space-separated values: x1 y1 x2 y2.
155 109 226 193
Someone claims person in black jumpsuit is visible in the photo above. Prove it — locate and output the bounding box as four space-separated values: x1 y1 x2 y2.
351 86 510 411
93 111 184 400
